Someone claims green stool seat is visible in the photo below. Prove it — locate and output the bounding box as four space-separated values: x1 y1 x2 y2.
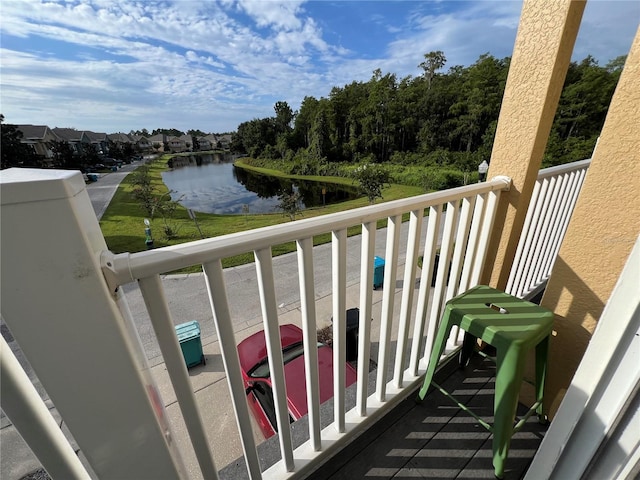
417 285 554 478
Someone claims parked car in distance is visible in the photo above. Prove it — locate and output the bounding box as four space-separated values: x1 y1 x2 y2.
237 324 357 439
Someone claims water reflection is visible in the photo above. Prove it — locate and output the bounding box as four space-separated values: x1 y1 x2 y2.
161 155 358 214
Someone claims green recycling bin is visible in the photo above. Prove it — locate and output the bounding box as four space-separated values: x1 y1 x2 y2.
373 256 385 289
175 320 206 368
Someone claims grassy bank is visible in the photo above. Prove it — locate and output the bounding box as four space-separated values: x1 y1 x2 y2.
234 158 356 186
99 156 423 270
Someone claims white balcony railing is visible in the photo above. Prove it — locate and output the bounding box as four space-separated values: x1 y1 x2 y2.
101 176 510 479
0 159 588 480
506 159 591 299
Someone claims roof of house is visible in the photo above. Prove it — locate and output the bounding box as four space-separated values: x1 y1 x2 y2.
130 134 150 142
16 125 53 140
148 134 165 142
52 128 86 142
107 133 132 143
85 131 108 142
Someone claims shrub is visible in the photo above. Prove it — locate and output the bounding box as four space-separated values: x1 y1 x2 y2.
351 163 390 204
420 168 466 191
277 190 303 221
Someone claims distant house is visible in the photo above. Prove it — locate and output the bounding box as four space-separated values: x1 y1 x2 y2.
217 134 232 150
196 136 212 151
85 131 110 155
148 134 166 152
162 135 185 153
178 134 193 152
52 128 91 155
16 125 59 162
130 135 152 152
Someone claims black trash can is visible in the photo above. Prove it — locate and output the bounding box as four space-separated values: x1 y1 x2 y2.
345 308 360 362
331 308 360 362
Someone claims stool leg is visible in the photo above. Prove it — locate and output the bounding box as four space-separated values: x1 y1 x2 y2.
492 346 527 479
417 320 454 402
535 335 550 420
459 332 476 367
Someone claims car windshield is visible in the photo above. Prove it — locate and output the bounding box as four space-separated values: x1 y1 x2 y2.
249 342 323 378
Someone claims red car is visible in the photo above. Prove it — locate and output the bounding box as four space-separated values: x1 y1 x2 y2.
237 324 358 438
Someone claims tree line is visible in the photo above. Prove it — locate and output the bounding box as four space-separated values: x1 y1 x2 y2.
1 51 623 174
231 51 625 177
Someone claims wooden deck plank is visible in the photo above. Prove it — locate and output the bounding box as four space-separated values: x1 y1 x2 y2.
310 354 547 480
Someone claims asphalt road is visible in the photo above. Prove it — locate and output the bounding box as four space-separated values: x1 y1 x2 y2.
85 162 140 220
122 217 429 366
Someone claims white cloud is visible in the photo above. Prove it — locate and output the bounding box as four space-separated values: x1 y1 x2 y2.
236 0 305 31
0 0 636 133
575 0 640 64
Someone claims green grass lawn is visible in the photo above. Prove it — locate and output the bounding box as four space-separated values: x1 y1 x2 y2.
99 156 424 269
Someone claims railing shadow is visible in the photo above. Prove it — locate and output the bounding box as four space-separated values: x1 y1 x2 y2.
308 355 548 480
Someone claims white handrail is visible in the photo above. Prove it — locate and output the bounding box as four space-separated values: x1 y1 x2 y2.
101 178 511 287
536 158 591 179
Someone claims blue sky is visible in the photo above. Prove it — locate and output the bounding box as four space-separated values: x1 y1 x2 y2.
1 0 638 134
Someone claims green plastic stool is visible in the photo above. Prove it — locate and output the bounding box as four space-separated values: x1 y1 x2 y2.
417 285 554 479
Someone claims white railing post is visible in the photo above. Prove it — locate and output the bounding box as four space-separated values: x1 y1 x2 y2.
0 169 186 479
331 229 347 432
203 259 262 478
376 215 402 401
0 335 91 480
409 204 442 375
296 237 322 451
137 274 219 480
471 185 504 286
254 247 295 472
357 221 376 416
393 209 423 388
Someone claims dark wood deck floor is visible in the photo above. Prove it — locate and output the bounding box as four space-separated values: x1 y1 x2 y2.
309 354 547 480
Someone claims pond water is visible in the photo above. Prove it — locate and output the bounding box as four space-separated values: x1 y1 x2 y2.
161 154 359 214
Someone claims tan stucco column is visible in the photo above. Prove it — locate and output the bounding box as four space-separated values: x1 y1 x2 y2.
542 28 640 418
481 0 586 288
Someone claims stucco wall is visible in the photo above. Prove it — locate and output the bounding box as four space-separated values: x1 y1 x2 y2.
483 0 586 288
542 28 640 417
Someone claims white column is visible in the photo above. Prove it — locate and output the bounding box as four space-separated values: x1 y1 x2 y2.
0 169 186 479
